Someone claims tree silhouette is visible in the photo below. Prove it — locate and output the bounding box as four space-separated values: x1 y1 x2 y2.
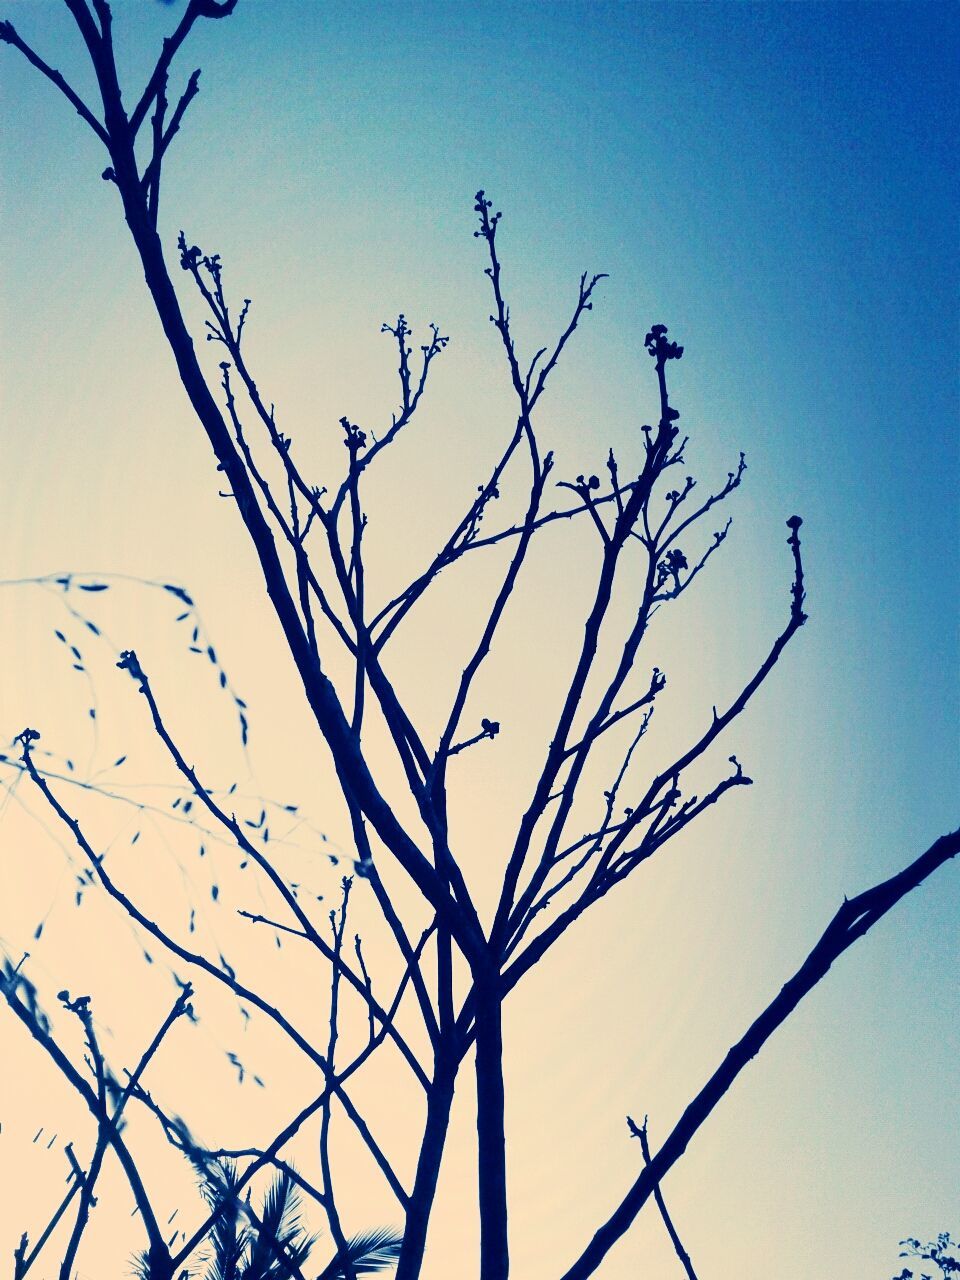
893 1233 960 1280
1 4 957 1279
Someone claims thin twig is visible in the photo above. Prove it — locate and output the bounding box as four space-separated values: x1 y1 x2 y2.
627 1116 699 1280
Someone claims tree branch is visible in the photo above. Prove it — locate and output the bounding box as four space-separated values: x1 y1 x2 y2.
0 19 109 143
561 827 960 1279
129 0 237 139
627 1115 699 1280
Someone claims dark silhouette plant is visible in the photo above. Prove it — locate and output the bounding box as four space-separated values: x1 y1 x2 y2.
893 1233 960 1280
131 1165 401 1280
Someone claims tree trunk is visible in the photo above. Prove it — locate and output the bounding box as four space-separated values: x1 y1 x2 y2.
474 975 508 1280
395 1057 457 1280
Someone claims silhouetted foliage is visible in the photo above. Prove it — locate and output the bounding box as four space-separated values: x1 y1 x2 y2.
131 1168 400 1280
893 1233 960 1280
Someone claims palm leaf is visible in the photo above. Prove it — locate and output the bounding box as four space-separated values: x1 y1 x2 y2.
314 1227 403 1279
202 1161 249 1280
130 1250 151 1280
244 1171 316 1279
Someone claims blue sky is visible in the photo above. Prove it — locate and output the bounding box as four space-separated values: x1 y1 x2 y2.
0 3 957 1277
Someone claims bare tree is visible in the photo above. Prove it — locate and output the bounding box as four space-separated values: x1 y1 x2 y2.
1 4 957 1279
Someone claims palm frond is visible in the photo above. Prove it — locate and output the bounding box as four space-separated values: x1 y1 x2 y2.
244 1171 316 1279
272 1232 318 1278
207 1221 249 1280
202 1161 249 1280
130 1248 192 1280
314 1227 403 1280
200 1156 242 1207
130 1249 152 1280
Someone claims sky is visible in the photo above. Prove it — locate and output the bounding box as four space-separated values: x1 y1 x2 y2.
0 1 957 1278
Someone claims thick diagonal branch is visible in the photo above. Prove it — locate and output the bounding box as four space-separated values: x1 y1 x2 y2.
560 826 960 1280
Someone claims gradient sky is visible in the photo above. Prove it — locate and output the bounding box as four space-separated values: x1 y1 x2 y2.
0 2 957 1278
